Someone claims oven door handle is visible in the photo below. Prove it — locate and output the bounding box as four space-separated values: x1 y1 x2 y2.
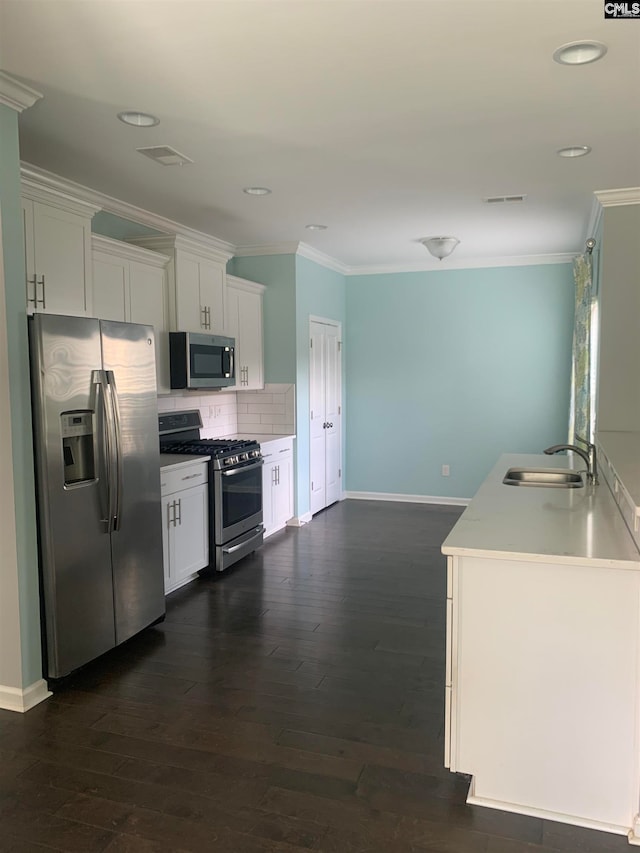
223 526 264 554
221 459 264 476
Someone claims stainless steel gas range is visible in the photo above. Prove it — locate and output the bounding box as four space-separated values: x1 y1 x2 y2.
159 410 263 572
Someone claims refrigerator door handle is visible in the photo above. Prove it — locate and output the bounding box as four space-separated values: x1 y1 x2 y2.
93 369 115 532
105 370 124 532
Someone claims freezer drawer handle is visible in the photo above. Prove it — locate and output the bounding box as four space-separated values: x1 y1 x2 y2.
222 526 263 555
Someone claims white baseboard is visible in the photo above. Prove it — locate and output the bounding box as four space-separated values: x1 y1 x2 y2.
287 512 313 527
0 678 51 713
467 777 629 839
345 490 470 507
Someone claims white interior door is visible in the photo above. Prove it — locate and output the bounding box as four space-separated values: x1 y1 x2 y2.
309 319 342 515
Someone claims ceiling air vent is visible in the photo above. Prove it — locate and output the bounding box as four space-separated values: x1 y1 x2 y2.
484 194 527 204
136 146 194 166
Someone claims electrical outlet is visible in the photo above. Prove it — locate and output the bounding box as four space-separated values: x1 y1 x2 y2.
441 464 450 477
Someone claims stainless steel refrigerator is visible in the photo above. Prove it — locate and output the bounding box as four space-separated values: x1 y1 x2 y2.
29 313 165 680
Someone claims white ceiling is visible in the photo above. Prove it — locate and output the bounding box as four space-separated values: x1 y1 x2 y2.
1 0 639 269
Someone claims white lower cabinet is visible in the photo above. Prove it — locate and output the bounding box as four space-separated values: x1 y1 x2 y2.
160 460 209 593
445 553 640 833
261 438 293 537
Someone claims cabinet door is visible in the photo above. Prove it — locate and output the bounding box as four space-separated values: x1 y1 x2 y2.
161 495 173 592
129 260 169 393
174 253 204 331
92 254 128 321
262 459 275 536
170 484 209 584
237 288 264 390
30 201 91 316
273 455 293 530
199 258 225 334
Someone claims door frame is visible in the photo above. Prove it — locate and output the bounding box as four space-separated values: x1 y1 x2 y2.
308 315 343 515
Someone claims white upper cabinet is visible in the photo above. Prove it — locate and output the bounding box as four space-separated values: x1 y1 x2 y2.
91 235 170 392
225 275 265 390
126 235 232 336
21 177 100 317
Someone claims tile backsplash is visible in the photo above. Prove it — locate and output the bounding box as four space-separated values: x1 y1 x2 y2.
157 384 295 438
237 384 295 435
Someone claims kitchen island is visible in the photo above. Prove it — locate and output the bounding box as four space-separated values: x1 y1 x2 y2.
442 453 640 844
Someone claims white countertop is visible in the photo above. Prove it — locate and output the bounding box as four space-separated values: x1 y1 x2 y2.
442 453 640 568
160 453 210 471
220 433 296 444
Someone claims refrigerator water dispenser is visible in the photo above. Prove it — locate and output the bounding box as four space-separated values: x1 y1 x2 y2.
61 411 95 485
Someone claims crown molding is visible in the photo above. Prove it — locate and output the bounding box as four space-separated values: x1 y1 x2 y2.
91 234 170 267
226 274 266 295
125 233 232 264
19 162 235 260
296 243 350 275
233 242 301 258
346 253 575 276
0 72 42 113
594 187 640 207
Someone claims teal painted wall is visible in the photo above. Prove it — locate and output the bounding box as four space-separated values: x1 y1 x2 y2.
345 264 575 499
91 210 164 240
229 255 297 384
0 105 42 685
295 255 347 516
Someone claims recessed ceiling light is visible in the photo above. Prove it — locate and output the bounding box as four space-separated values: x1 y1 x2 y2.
557 145 592 158
243 187 272 196
117 111 160 127
305 224 328 231
553 41 607 65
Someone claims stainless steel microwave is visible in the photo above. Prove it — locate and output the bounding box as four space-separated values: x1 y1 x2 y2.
169 332 235 389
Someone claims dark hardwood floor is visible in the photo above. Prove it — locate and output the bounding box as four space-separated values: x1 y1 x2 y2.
0 500 632 852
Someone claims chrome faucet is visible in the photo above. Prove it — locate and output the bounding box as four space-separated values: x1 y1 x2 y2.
544 436 598 484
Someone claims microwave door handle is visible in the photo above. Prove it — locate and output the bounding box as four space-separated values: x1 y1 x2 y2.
225 347 234 380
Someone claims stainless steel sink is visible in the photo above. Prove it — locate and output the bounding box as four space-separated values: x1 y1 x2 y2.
502 467 584 488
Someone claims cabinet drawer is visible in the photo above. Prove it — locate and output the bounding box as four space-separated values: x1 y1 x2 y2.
260 437 293 461
161 463 208 495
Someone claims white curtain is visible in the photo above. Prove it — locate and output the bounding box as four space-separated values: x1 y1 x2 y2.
568 252 597 443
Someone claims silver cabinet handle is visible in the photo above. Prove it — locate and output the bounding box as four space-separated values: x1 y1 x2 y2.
181 472 201 480
279 448 289 453
327 422 333 428
26 274 37 306
167 500 175 528
200 306 207 329
175 498 182 525
37 274 46 309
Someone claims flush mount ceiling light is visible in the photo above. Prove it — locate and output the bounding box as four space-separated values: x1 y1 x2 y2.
557 145 592 158
243 187 271 196
305 224 328 231
420 236 460 261
117 111 160 127
553 41 607 65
